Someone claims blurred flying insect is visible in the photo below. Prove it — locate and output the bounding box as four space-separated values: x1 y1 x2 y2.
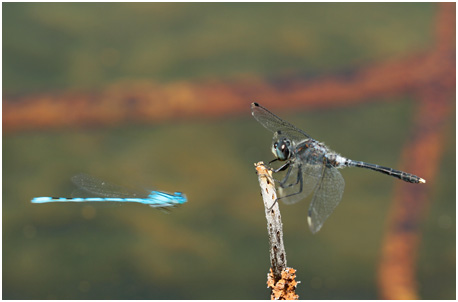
32 173 187 210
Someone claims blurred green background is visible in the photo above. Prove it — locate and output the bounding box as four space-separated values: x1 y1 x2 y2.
3 3 455 299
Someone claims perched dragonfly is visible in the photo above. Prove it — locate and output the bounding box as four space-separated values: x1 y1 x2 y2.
251 102 425 234
31 173 187 209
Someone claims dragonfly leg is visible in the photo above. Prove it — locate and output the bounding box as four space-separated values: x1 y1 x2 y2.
266 166 294 210
278 164 301 189
275 170 304 203
270 161 292 183
268 158 278 164
272 161 290 173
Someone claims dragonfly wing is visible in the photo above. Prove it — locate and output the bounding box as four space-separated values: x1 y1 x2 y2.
70 188 95 198
307 166 345 234
276 161 322 205
71 173 148 198
251 103 311 144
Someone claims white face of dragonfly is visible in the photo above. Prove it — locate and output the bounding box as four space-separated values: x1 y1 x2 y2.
272 134 292 161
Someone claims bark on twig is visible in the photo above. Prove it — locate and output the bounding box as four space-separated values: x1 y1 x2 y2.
255 162 299 300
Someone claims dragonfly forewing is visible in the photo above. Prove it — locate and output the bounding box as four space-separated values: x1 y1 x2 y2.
251 103 311 144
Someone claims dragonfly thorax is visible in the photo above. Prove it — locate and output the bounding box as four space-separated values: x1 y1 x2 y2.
272 137 292 161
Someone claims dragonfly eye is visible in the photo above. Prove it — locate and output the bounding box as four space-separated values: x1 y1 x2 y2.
272 139 291 161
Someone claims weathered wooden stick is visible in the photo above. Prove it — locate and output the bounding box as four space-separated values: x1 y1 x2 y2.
255 162 299 300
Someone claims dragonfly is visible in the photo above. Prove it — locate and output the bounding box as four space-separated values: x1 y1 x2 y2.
31 173 187 209
251 102 425 234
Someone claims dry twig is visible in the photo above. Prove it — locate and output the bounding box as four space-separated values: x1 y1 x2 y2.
255 162 299 300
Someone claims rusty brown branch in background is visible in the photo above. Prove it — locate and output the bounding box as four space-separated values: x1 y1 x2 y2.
377 83 453 300
377 3 455 299
2 5 454 133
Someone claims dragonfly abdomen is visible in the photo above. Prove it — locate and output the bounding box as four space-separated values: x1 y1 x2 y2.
324 153 348 168
347 160 425 184
31 196 167 204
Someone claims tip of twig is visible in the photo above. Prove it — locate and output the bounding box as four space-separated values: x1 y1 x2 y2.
254 161 270 174
419 178 426 184
255 161 276 209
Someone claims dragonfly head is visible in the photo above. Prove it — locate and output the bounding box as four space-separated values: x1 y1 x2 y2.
272 133 292 161
173 192 188 204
